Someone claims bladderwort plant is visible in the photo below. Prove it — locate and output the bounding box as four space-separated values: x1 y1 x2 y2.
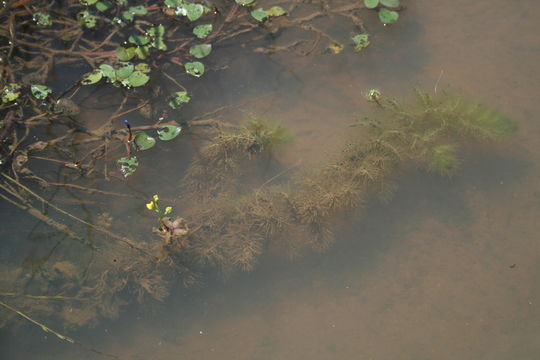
146 194 173 228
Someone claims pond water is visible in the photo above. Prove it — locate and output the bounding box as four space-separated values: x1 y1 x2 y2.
2 0 540 359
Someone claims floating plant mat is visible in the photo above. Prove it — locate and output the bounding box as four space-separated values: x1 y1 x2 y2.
0 90 517 337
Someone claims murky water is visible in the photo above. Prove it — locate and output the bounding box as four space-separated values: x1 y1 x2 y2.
2 0 540 359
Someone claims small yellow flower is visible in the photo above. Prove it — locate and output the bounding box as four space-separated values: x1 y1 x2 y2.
164 206 172 215
146 201 155 210
153 194 159 202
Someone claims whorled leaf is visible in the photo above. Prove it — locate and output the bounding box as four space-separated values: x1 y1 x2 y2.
96 1 114 11
128 35 150 46
34 12 52 26
116 63 134 80
99 64 116 81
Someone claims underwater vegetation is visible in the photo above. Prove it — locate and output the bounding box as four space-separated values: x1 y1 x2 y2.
0 89 517 335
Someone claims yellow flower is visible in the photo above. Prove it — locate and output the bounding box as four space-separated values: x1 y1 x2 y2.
146 201 155 210
164 206 172 215
153 194 159 202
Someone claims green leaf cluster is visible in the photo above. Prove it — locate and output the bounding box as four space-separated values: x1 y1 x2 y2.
117 156 139 177
1 83 21 103
352 34 370 52
164 0 211 22
81 62 150 88
117 24 168 61
168 91 191 109
250 6 287 22
122 5 148 21
185 61 205 77
34 12 52 26
363 0 400 25
77 10 97 28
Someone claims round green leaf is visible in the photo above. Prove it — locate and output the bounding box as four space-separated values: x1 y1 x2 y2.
193 24 212 39
96 1 114 11
185 61 205 77
31 85 52 100
378 8 399 24
186 3 204 21
134 46 150 59
364 0 379 9
168 91 190 109
128 5 147 15
116 46 135 61
352 34 370 51
267 6 286 17
157 125 182 141
128 35 151 46
235 0 256 5
116 63 134 80
380 0 400 7
189 44 212 59
251 8 268 22
81 69 103 85
126 70 149 87
134 132 156 150
99 64 116 81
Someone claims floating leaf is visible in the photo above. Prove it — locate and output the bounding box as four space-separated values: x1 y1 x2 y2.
352 34 370 51
185 3 204 21
134 132 156 150
117 156 138 177
126 71 149 87
115 63 134 79
189 44 212 59
148 24 167 50
99 64 116 81
80 0 98 4
185 61 205 77
380 0 400 7
96 1 114 11
378 8 399 24
251 8 268 22
34 12 52 26
77 10 97 28
1 83 21 103
364 0 379 9
134 46 150 59
235 0 256 6
122 11 134 21
116 46 135 61
157 125 182 140
128 34 150 46
193 24 212 38
81 69 103 85
168 91 190 109
31 85 52 100
267 6 286 17
135 63 151 73
128 5 147 15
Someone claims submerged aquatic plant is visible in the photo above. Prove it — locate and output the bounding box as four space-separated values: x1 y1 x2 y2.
146 194 173 227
